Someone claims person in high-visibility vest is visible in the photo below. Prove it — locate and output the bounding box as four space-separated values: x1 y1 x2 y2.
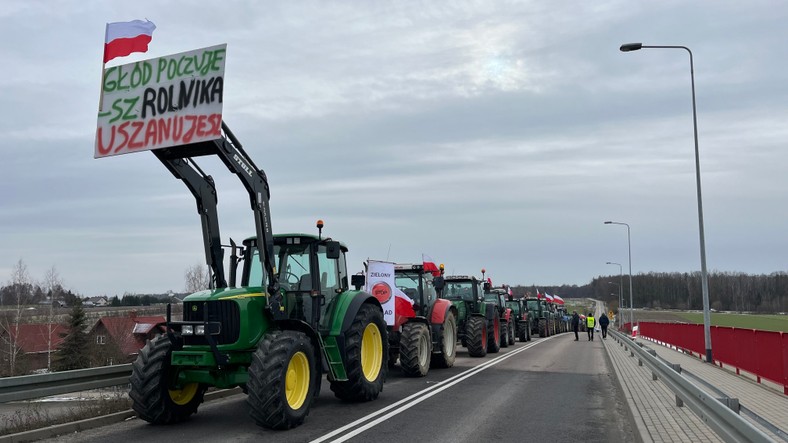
586 312 595 341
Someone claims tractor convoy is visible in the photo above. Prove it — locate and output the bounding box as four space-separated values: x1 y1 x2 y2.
110 124 568 431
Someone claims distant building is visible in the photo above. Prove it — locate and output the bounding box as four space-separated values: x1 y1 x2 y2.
88 312 165 365
0 323 66 374
84 296 109 308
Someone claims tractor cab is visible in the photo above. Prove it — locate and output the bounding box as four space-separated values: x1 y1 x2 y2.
443 276 484 305
394 264 438 316
242 231 349 331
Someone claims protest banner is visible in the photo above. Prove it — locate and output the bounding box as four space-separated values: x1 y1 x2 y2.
366 260 396 326
95 44 226 158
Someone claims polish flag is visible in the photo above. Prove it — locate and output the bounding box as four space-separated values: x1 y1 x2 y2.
554 295 565 305
536 289 543 300
422 254 440 277
104 20 156 63
545 293 554 302
394 287 415 319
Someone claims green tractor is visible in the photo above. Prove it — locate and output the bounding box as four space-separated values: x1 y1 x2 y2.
442 274 500 357
524 296 550 337
384 263 457 376
483 287 515 348
126 125 388 430
505 296 531 342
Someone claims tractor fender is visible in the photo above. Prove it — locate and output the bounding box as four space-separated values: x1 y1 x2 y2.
503 308 513 323
329 291 383 336
429 299 454 325
274 318 324 371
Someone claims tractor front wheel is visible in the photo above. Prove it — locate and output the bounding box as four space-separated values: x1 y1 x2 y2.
330 303 387 401
399 322 431 377
488 316 501 353
465 315 487 357
431 311 457 369
130 335 206 424
517 322 527 342
507 321 515 346
247 330 317 429
500 319 509 349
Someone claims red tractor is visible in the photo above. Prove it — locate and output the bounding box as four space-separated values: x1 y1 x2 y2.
385 263 458 376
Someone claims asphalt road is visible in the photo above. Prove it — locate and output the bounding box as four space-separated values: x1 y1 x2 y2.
39 332 636 443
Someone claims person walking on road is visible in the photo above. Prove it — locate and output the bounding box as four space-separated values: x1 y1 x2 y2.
571 311 580 341
586 312 595 341
599 313 610 339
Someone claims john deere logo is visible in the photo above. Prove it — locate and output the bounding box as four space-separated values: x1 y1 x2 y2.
192 305 198 312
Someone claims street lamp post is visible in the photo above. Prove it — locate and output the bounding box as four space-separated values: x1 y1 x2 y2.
606 260 624 327
605 221 633 330
619 42 712 363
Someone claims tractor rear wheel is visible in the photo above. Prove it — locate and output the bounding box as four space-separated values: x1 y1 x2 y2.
487 316 501 353
130 335 206 424
399 322 431 377
330 303 387 401
431 311 457 368
247 330 317 429
465 315 487 357
500 319 509 348
538 318 546 337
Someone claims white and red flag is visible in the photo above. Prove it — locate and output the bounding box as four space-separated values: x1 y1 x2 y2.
422 254 441 277
545 293 554 302
536 289 543 299
104 19 156 63
554 295 565 305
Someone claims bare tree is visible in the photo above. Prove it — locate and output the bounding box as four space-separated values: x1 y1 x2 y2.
1 259 32 376
41 266 63 371
184 264 211 293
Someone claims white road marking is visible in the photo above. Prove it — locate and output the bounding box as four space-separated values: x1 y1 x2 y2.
310 336 556 443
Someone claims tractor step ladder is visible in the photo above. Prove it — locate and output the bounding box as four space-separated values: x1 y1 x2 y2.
317 334 347 381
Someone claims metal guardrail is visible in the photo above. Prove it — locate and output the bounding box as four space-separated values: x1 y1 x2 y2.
653 354 788 442
609 329 773 443
0 364 132 403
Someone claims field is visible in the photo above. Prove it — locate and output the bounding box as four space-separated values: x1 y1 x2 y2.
635 310 788 333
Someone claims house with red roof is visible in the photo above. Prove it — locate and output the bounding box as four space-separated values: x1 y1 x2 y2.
0 323 66 375
88 312 166 365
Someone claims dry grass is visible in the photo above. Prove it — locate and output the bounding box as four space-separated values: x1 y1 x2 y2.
0 389 132 436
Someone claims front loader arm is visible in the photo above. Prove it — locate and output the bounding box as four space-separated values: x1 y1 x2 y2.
152 122 281 316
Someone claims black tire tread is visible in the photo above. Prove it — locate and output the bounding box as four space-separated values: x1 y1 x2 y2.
466 316 487 357
246 330 316 430
399 322 431 377
129 335 205 424
330 303 388 401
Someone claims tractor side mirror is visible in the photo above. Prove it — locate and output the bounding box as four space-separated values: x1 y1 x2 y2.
351 274 365 290
326 241 341 259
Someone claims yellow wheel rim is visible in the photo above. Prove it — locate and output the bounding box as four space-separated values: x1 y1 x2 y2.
168 382 199 406
285 351 310 410
360 323 383 382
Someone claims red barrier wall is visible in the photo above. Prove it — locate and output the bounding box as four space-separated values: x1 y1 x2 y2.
637 321 787 395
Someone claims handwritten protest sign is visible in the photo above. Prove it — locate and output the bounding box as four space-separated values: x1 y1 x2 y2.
95 44 226 158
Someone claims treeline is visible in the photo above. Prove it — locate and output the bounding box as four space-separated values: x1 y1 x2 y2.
514 271 788 313
107 294 174 306
0 282 80 306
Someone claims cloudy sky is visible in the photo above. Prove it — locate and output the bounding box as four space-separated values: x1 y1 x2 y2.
1 1 787 296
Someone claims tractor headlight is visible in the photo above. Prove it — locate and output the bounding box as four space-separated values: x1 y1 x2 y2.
195 325 206 335
181 325 194 335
